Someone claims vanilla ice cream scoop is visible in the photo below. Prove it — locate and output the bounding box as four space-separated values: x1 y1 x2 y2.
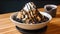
16 2 44 24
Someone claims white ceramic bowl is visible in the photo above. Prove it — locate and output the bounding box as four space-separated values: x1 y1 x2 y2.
10 12 52 30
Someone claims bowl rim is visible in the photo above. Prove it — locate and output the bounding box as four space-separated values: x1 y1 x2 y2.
10 12 52 25
44 4 57 9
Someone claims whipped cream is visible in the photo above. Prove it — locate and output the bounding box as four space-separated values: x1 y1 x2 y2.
23 2 36 12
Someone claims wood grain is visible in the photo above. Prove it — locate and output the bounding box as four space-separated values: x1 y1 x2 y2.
0 5 60 34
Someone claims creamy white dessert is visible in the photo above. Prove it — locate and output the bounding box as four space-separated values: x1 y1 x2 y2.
16 2 44 24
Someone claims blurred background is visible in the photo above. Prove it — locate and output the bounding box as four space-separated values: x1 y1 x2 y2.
0 0 60 14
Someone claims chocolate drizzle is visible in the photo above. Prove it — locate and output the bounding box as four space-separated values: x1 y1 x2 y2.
16 2 47 24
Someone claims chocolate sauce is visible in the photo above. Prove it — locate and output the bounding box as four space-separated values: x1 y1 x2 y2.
13 16 49 24
46 6 52 11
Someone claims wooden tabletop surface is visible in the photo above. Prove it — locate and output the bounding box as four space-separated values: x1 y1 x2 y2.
0 5 60 34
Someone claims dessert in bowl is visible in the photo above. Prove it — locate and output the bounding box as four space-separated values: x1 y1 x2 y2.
10 2 52 30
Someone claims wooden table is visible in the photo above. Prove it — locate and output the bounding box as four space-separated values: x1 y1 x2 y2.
0 5 60 34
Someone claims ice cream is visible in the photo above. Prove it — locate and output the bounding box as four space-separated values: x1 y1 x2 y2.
16 2 44 24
